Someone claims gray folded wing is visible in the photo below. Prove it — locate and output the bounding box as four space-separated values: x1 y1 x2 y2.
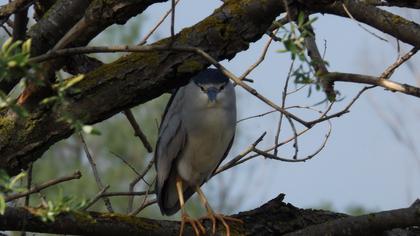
155 89 190 215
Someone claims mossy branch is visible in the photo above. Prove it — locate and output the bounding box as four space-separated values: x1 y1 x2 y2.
0 194 418 235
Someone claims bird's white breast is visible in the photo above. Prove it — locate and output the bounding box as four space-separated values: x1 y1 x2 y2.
176 106 235 186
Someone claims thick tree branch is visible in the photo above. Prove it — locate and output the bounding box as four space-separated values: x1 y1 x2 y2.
0 194 343 235
53 0 167 50
0 0 287 175
12 7 29 41
0 194 418 235
27 0 88 56
372 0 420 9
302 0 420 48
286 204 420 236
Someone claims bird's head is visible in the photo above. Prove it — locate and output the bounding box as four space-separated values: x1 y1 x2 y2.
191 69 234 107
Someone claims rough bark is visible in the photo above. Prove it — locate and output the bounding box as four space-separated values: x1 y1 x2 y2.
27 0 90 56
0 194 418 235
0 194 348 235
299 0 420 48
384 0 420 8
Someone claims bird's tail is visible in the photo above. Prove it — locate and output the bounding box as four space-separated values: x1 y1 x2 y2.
157 171 195 216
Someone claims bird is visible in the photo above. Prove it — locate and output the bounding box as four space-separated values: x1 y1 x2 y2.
154 68 241 235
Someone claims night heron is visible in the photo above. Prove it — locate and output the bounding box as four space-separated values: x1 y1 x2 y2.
155 68 241 235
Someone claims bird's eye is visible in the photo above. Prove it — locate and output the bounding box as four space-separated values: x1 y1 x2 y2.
220 85 225 90
199 85 206 92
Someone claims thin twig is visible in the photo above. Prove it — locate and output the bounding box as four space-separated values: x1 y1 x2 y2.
82 185 110 211
129 177 157 215
20 163 32 236
82 186 157 211
123 110 153 153
216 100 339 172
239 28 278 80
307 86 373 126
253 108 332 162
341 3 388 42
110 152 141 176
5 171 81 202
103 190 156 198
130 198 158 215
127 159 154 213
170 0 175 42
236 110 276 123
138 0 181 45
286 84 307 95
214 132 267 175
1 25 11 36
380 47 419 79
23 164 32 206
79 133 114 213
274 59 295 156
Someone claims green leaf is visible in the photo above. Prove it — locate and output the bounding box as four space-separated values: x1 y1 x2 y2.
1 38 13 53
22 39 32 54
0 195 5 215
9 172 26 189
40 96 59 105
4 40 22 57
7 60 17 68
298 11 305 27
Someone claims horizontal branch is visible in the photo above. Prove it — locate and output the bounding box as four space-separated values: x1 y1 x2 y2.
373 0 420 9
326 72 420 98
303 0 420 48
0 194 418 236
0 194 344 235
5 171 82 202
286 204 420 236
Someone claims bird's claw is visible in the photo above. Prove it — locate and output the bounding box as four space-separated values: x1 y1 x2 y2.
179 212 206 236
199 212 243 236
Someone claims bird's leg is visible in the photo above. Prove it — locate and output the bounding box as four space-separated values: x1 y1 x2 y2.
176 176 206 236
195 186 243 236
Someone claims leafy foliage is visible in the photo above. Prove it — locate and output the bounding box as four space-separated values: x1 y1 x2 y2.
0 38 32 81
35 192 86 222
0 169 27 214
276 12 330 97
0 38 34 117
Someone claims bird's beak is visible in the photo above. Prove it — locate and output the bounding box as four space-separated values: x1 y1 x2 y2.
207 87 218 102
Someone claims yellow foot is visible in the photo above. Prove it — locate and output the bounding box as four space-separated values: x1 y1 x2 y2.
199 212 243 236
179 212 206 236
